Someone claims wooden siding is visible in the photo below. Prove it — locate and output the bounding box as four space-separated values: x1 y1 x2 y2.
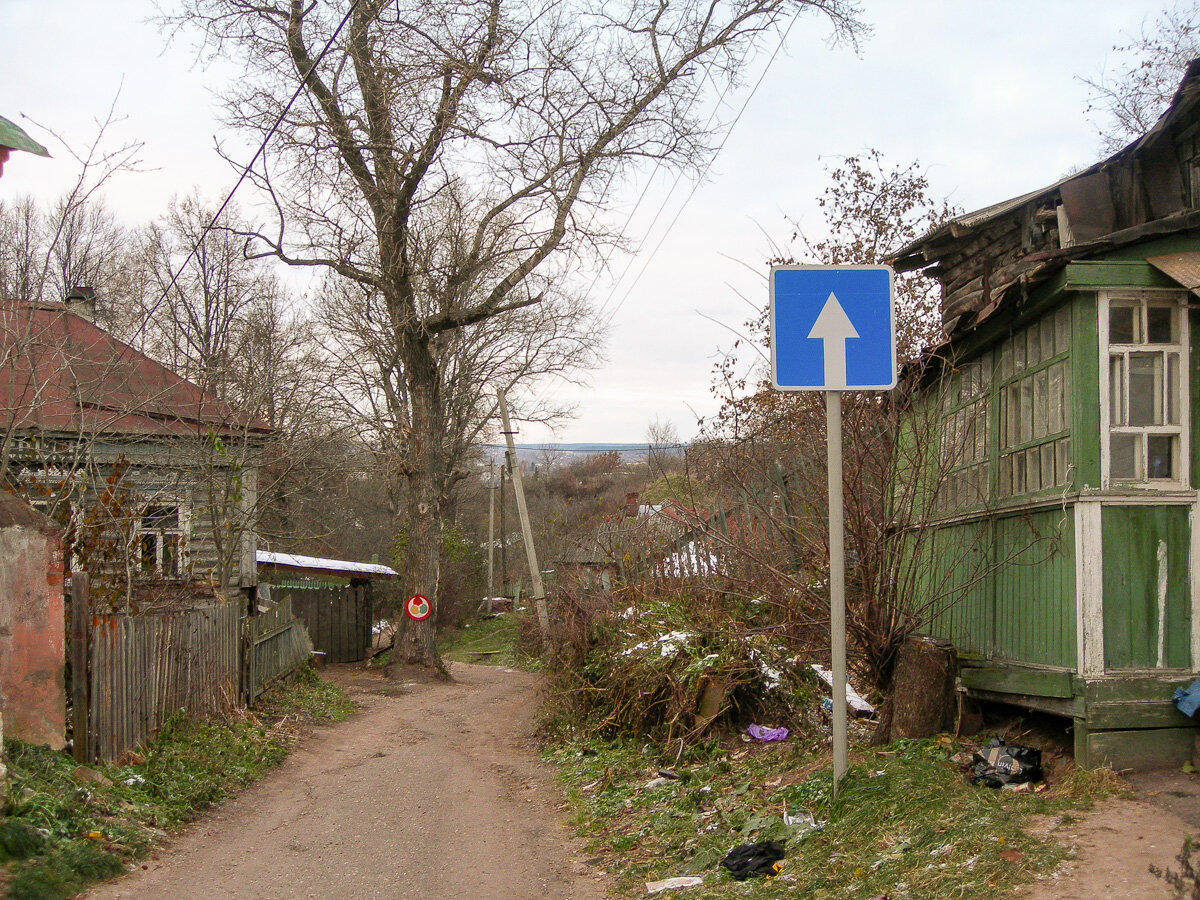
245 596 313 701
289 586 372 664
1069 292 1102 489
992 511 1076 667
921 508 1076 668
1101 505 1192 670
88 603 239 763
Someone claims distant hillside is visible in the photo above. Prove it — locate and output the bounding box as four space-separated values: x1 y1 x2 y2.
479 443 682 467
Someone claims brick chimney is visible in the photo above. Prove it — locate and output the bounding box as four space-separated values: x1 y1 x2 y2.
625 492 638 517
64 286 97 322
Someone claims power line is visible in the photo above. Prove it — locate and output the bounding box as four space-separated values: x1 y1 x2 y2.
136 0 364 337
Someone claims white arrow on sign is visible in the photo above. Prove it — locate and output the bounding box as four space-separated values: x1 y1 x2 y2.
807 292 859 389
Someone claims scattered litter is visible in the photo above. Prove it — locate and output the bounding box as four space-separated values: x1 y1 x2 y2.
581 780 600 792
811 664 875 717
746 724 789 742
869 770 887 778
123 774 146 787
720 841 786 880
645 876 704 894
970 738 1043 788
783 809 818 831
1173 677 1200 717
657 767 680 780
644 776 673 790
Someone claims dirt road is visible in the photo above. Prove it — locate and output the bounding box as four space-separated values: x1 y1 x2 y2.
87 663 610 900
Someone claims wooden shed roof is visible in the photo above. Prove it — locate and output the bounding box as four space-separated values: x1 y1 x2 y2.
889 59 1200 337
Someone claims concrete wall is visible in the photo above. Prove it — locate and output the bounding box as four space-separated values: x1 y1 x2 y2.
0 497 66 749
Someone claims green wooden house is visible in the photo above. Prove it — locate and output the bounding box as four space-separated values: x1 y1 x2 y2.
888 61 1200 769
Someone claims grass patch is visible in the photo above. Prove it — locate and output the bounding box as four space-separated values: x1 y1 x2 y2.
440 613 522 667
0 669 354 899
548 734 1120 898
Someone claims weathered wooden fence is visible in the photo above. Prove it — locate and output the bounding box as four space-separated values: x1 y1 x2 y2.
88 602 240 763
289 585 372 663
245 595 314 702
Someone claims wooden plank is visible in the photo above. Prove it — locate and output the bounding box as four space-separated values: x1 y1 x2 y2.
1080 725 1200 769
70 575 89 763
959 665 1076 698
1086 700 1198 729
1061 260 1176 290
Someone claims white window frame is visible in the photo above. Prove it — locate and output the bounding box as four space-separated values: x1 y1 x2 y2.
136 502 189 578
1098 289 1190 490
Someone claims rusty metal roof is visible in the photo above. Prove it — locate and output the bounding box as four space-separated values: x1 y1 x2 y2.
0 298 270 439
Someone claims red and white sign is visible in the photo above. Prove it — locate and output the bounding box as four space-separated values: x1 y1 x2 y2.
405 594 432 621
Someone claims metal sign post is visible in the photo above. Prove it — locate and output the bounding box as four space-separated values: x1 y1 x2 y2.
769 265 895 800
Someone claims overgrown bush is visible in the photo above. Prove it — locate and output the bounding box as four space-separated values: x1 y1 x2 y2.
542 581 821 742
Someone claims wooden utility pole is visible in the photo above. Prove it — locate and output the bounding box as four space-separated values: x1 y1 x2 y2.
487 460 496 615
70 573 89 764
499 467 508 596
496 390 550 643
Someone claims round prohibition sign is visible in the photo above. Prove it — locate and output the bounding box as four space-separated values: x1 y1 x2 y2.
405 594 432 621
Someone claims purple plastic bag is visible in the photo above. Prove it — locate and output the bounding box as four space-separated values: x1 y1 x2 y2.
746 724 789 741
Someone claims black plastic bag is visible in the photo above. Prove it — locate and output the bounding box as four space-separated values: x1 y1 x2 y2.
719 840 785 880
970 737 1043 788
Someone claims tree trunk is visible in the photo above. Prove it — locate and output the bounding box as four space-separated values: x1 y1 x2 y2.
389 330 445 672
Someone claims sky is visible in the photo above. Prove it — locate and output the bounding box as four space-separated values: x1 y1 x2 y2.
0 0 1169 444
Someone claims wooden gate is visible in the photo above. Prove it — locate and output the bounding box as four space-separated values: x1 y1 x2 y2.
288 585 372 663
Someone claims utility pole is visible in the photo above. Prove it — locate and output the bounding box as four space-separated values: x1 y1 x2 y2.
499 466 508 598
497 389 550 643
487 460 496 615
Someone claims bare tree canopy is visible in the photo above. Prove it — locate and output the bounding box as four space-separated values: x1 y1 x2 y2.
164 0 867 668
1083 3 1200 152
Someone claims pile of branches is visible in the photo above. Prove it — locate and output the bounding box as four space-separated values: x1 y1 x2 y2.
541 581 821 743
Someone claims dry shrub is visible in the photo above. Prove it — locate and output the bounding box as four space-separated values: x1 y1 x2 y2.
540 579 820 743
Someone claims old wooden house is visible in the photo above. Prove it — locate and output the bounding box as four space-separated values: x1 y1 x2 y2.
0 294 269 602
889 61 1200 768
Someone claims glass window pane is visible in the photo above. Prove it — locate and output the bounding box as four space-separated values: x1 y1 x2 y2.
1026 447 1042 492
1013 450 1026 494
1014 331 1026 371
1007 385 1019 449
1111 433 1139 479
1056 438 1071 485
1000 339 1012 380
1048 362 1064 433
975 399 989 460
1147 305 1175 343
1028 321 1042 366
1042 443 1057 487
1128 353 1164 426
1109 355 1126 425
1041 318 1055 360
1020 377 1034 443
140 534 158 573
1168 353 1180 425
1147 435 1174 479
1034 368 1049 439
1055 306 1070 352
1110 305 1137 343
999 454 1012 497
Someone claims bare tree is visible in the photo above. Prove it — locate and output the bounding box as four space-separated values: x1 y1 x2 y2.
164 0 865 669
1083 3 1200 152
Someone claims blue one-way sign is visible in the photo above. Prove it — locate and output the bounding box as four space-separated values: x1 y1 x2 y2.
770 265 896 391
